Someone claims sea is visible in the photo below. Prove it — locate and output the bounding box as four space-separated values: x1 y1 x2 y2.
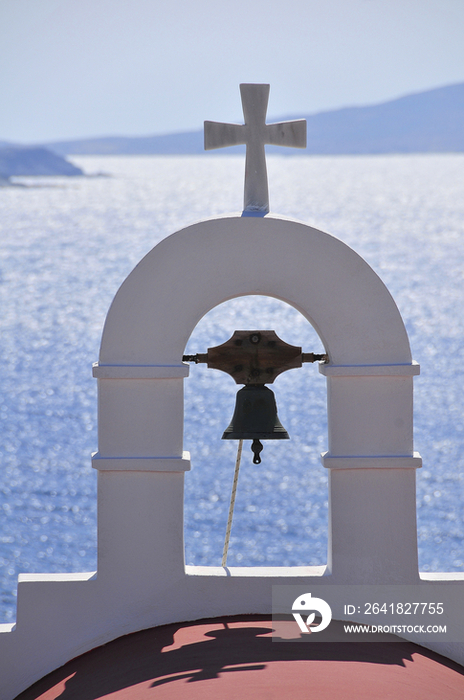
1 153 464 623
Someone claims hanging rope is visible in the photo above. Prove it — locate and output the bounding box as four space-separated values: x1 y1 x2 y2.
222 439 243 567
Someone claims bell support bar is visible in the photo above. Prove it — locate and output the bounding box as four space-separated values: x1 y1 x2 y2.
182 330 328 386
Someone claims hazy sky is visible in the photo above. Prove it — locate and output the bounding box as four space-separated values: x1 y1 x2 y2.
1 0 463 143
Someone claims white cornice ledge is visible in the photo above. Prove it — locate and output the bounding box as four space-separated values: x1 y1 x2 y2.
92 452 191 472
92 363 189 379
321 452 422 469
319 361 420 377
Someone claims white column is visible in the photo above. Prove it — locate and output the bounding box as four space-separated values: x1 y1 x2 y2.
92 364 190 585
320 363 421 583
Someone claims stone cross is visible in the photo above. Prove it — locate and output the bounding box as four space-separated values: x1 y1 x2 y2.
204 84 307 214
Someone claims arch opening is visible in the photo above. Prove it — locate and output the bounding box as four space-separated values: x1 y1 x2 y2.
183 295 328 568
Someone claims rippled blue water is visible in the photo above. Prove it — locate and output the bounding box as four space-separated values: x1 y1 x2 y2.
1 154 464 623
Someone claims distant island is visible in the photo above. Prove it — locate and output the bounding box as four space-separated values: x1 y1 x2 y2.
0 146 83 185
37 82 464 156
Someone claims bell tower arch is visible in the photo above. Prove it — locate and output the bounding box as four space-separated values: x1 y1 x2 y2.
93 212 421 585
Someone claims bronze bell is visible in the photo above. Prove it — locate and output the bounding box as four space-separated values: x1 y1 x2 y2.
222 385 289 464
183 330 328 465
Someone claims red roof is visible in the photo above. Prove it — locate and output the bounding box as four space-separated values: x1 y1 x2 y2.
16 615 464 700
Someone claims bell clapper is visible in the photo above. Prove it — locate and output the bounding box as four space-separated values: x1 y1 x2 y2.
251 439 263 464
222 439 243 567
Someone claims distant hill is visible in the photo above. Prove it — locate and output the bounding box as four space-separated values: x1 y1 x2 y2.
39 82 464 156
44 131 205 156
0 146 83 180
297 82 464 154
